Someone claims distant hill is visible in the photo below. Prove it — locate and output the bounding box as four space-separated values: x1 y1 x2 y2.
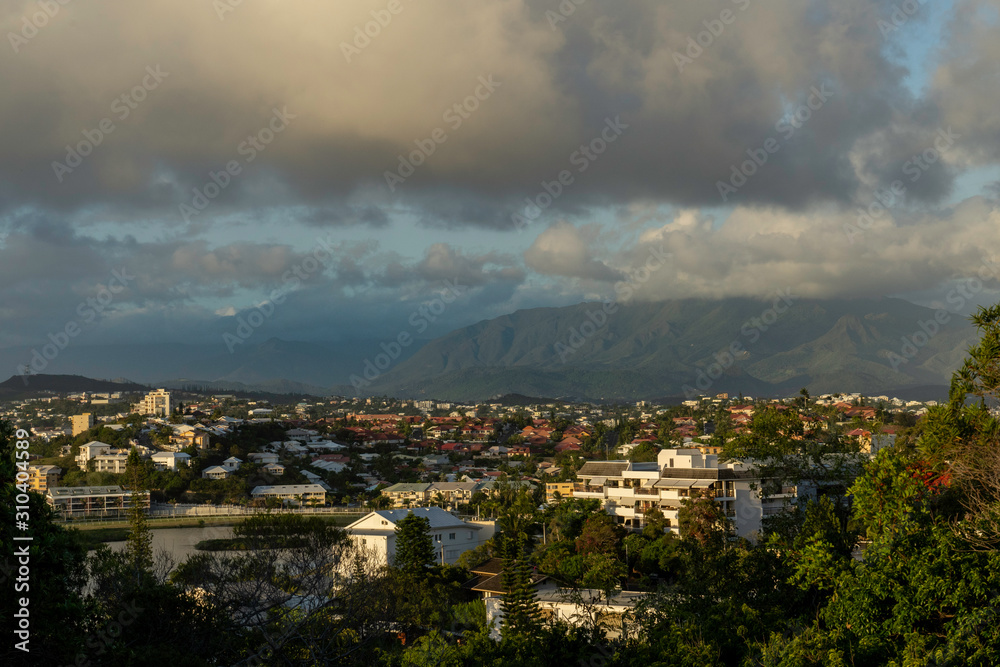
362 297 974 401
0 374 148 399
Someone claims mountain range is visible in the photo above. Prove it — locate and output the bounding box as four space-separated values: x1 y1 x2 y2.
0 297 973 402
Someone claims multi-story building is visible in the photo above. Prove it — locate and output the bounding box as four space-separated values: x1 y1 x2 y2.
76 440 113 467
139 389 171 416
545 482 574 502
91 452 130 474
47 485 149 520
575 448 798 538
71 413 94 436
28 465 62 493
381 482 431 507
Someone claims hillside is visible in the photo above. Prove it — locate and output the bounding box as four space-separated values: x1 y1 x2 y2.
364 297 972 401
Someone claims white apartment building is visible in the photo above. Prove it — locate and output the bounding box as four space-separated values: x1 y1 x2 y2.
346 507 495 566
575 448 798 539
77 440 113 466
139 389 171 416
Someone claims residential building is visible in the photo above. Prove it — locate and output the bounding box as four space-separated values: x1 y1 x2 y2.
262 463 285 476
71 413 94 436
426 482 479 507
47 485 149 520
545 482 574 502
76 440 113 467
139 389 171 417
574 448 797 538
250 484 326 506
151 451 191 471
248 452 279 465
91 451 130 474
222 456 242 472
346 507 494 566
201 466 230 480
28 465 61 493
381 482 431 507
485 586 646 641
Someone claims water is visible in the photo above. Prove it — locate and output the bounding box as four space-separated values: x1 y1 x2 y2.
105 525 236 568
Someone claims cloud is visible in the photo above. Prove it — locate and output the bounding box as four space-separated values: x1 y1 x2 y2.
0 0 977 225
524 220 623 281
616 197 1000 301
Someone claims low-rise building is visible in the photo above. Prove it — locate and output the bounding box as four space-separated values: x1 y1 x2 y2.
201 465 230 480
250 484 326 506
151 451 191 471
47 485 149 520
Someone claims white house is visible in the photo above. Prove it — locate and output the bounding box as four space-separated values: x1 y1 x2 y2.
222 457 242 472
346 507 495 567
248 452 279 465
151 451 191 471
262 463 285 476
201 466 230 480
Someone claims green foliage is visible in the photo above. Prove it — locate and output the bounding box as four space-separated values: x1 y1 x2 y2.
678 489 726 547
394 513 435 572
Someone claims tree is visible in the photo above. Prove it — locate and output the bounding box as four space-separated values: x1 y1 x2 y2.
496 532 542 637
394 512 435 571
678 489 726 547
125 447 153 581
575 512 623 556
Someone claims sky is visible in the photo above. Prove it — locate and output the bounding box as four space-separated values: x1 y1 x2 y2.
3 0 1000 359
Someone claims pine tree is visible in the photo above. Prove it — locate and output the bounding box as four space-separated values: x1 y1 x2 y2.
393 512 434 571
124 447 152 582
498 533 541 636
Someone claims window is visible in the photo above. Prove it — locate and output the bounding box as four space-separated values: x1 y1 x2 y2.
449 532 456 540
435 534 441 542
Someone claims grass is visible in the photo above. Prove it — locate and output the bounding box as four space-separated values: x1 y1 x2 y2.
70 526 130 549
